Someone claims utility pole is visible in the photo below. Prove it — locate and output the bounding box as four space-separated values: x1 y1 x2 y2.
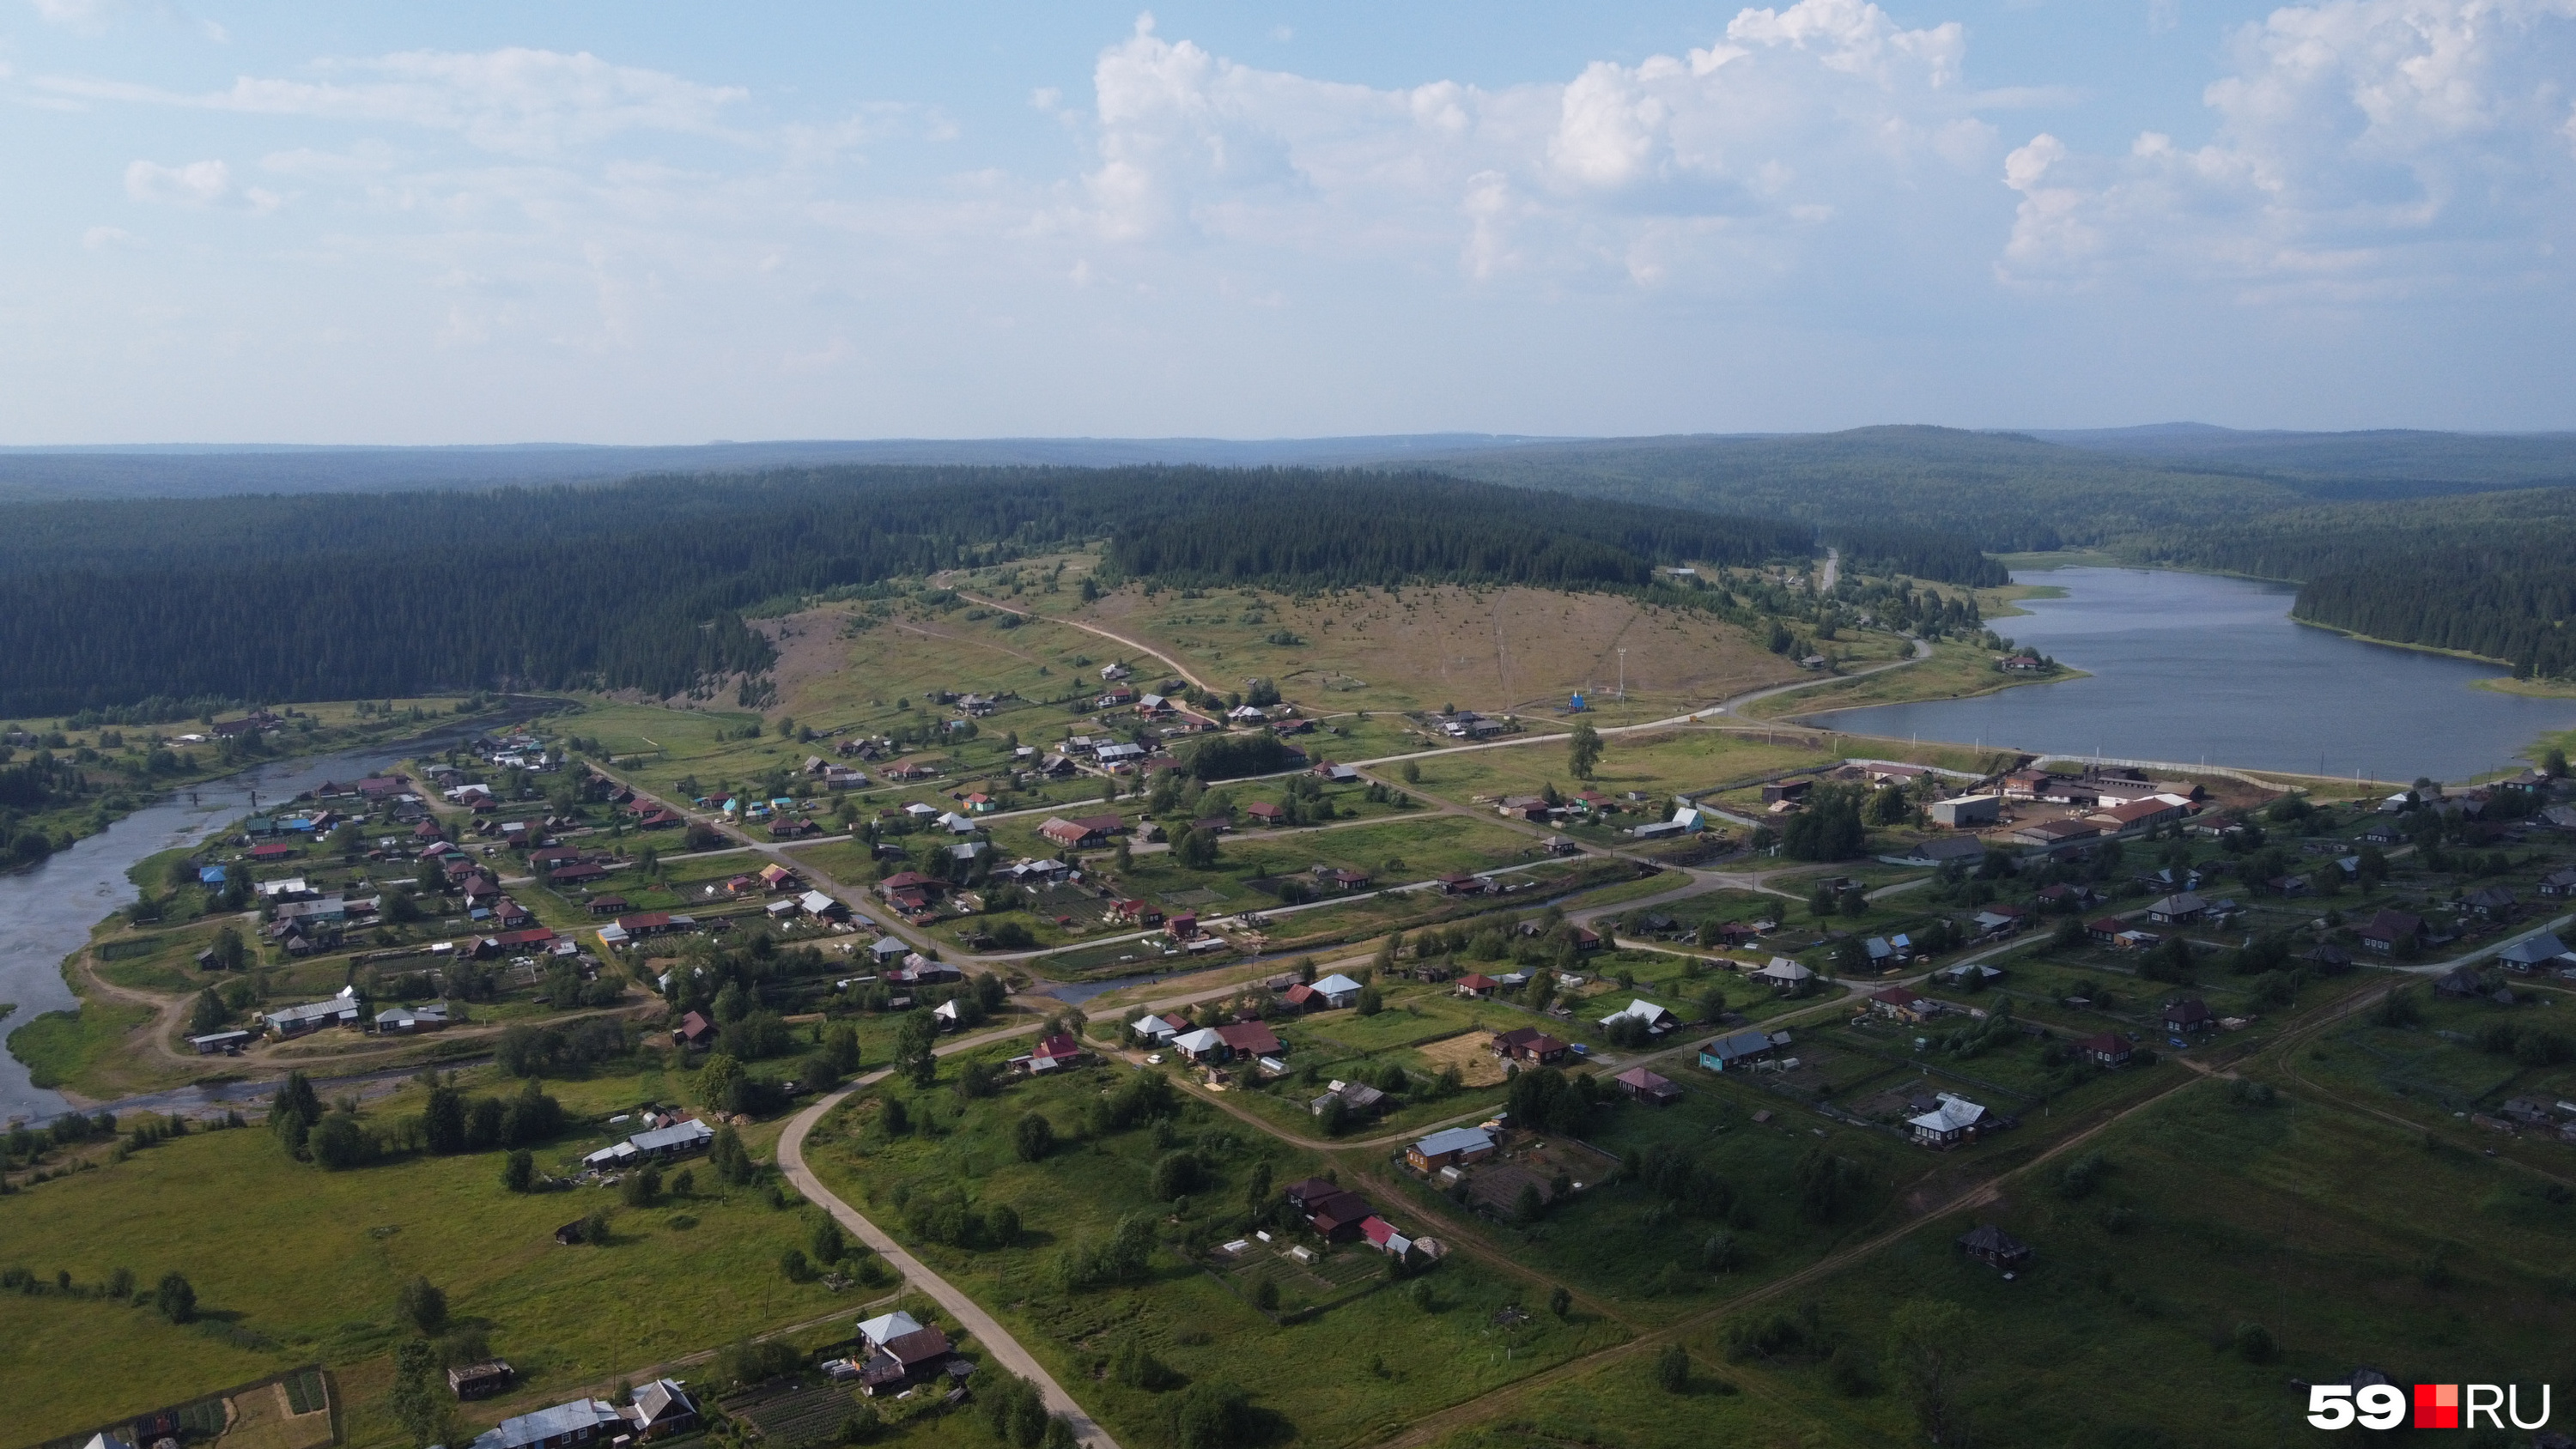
1617 648 1627 702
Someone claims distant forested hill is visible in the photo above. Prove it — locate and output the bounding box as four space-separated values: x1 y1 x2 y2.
2032 425 2576 499
0 436 1556 502
0 467 1807 715
2136 487 2576 677
1396 427 2297 552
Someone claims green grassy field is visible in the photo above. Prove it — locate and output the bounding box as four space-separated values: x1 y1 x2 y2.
88 919 231 995
1740 640 2072 724
1364 1074 1925 1329
1658 1079 2576 1447
804 1051 1633 1448
1401 728 1837 812
6 997 157 1092
0 1067 838 1446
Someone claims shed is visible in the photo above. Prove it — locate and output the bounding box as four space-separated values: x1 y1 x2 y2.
1956 1223 2032 1270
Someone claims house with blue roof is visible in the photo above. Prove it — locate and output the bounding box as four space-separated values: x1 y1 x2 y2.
1406 1126 1494 1173
470 1397 623 1449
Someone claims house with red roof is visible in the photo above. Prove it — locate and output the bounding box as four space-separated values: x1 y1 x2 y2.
1215 1022 1283 1058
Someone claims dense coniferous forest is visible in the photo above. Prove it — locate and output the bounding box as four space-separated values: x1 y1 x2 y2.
1097 474 1805 587
1822 525 2009 587
2137 488 2576 677
1413 427 2297 551
0 467 1808 714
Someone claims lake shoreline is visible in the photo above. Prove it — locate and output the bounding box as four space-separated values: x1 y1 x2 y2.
1807 566 2576 784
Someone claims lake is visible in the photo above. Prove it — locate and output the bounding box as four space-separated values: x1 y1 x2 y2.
1813 567 2576 784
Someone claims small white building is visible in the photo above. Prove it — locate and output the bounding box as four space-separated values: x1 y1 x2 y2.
1309 973 1365 1009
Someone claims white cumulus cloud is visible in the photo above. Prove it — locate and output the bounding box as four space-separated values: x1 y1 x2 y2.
2002 0 2576 295
1066 1 1999 288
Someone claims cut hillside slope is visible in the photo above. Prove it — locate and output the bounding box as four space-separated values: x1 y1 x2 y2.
1078 584 1828 718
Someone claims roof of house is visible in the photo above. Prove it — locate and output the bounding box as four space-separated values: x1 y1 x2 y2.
2149 892 2206 914
472 1399 624 1449
1216 1022 1283 1056
1311 973 1364 996
1599 997 1675 1026
2500 933 2569 964
2164 997 2214 1024
1908 1094 1987 1134
2362 908 2426 937
1751 955 1814 981
629 1119 714 1154
1614 1067 1680 1094
1701 1028 1779 1061
1307 1189 1373 1228
1171 1027 1227 1054
2075 1030 2129 1054
878 1325 953 1366
629 1379 695 1428
859 1310 925 1347
1956 1224 2028 1257
1870 986 1925 1009
1412 1126 1493 1158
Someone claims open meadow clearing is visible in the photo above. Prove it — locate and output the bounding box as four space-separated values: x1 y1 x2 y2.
1661 1079 2576 1447
804 1048 1633 1449
0 1066 835 1446
1069 582 1822 723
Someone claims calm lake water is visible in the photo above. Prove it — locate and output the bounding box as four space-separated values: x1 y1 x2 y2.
1814 567 2576 784
0 723 494 1125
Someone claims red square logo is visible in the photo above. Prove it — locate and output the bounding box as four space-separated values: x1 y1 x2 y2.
2415 1383 2460 1429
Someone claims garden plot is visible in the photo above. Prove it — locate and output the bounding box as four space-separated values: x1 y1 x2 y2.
724 1378 870 1448
1418 1033 1510 1088
1208 1238 1387 1315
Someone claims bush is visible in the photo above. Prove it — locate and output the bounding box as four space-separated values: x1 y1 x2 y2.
1655 1342 1691 1392
1826 1343 1880 1396
620 1164 663 1208
395 1275 448 1335
1014 1112 1055 1163
781 1247 817 1282
500 1149 536 1192
2055 1153 2108 1200
719 1337 803 1387
810 1216 848 1265
582 1208 612 1246
1111 1332 1180 1391
1166 1381 1253 1449
155 1271 197 1324
2232 1322 2276 1363
1151 1152 1205 1202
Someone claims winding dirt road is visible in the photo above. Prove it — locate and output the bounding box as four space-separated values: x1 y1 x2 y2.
776 1022 1125 1449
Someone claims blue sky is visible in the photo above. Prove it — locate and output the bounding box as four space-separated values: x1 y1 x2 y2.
3 0 2571 443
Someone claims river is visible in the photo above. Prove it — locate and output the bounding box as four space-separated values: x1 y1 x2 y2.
0 721 497 1125
1813 567 2576 783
